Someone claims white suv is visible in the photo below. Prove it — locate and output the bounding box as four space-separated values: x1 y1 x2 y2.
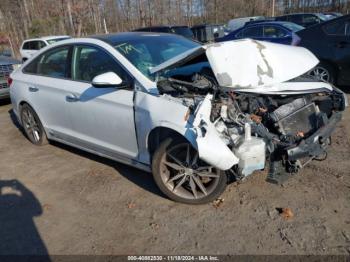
20 36 70 62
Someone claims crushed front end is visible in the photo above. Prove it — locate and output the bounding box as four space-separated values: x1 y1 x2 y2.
154 39 348 185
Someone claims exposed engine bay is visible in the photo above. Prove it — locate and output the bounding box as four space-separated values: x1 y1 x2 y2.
157 69 347 184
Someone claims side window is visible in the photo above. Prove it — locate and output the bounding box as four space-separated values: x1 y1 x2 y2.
72 45 129 82
23 46 70 77
243 26 263 38
23 42 31 49
323 19 350 36
263 26 288 38
30 41 41 50
38 41 46 49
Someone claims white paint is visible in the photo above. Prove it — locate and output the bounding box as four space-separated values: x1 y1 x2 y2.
234 123 266 176
205 39 319 88
193 94 239 170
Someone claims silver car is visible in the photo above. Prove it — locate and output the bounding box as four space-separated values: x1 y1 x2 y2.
9 33 347 204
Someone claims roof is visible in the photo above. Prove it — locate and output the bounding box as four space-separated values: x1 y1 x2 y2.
23 35 70 42
91 32 175 44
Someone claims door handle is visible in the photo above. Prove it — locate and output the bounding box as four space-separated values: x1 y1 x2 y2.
66 94 79 102
28 86 39 92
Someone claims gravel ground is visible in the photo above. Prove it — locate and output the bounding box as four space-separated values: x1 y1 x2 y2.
0 96 349 255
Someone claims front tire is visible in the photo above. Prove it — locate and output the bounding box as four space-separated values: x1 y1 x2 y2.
152 137 227 204
20 103 48 146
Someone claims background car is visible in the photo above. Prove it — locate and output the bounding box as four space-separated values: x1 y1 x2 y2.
275 13 329 27
297 14 350 85
0 55 20 100
133 26 194 39
191 24 225 43
20 35 71 62
215 21 304 45
226 16 266 32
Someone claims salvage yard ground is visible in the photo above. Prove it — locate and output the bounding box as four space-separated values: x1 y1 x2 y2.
0 95 349 255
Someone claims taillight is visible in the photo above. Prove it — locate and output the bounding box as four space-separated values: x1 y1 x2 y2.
7 77 13 87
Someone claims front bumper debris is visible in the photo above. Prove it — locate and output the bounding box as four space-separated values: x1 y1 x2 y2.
286 112 342 160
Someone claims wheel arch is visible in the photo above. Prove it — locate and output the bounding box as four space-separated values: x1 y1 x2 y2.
147 126 197 158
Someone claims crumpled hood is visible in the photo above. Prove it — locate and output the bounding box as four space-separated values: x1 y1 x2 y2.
151 39 322 90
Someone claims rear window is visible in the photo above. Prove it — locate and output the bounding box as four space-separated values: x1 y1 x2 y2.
281 22 304 32
23 46 70 78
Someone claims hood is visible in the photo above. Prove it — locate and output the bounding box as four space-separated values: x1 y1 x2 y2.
151 39 320 90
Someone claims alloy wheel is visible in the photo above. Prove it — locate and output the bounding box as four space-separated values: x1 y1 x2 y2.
309 66 330 82
22 107 42 143
159 143 220 200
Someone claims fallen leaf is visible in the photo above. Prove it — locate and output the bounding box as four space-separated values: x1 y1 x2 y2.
213 198 224 208
126 202 136 209
149 222 159 229
43 203 52 211
277 207 294 220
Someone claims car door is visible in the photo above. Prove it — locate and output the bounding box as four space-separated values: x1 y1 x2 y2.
63 44 138 159
322 17 350 84
263 25 292 45
21 45 74 136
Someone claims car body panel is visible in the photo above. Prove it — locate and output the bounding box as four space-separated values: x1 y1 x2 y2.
152 39 320 92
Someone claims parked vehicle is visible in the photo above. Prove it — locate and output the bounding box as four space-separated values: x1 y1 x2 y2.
191 24 225 43
216 21 304 45
227 16 265 32
0 55 20 100
297 14 350 85
275 13 329 28
133 26 194 39
10 33 347 204
20 35 70 62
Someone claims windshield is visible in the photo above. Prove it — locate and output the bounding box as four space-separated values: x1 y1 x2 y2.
172 27 194 38
281 22 305 32
47 37 70 45
113 34 200 80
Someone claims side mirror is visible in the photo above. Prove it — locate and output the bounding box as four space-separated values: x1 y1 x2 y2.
92 72 123 88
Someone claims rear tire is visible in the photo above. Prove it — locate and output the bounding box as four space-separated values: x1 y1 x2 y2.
152 137 227 204
20 103 48 146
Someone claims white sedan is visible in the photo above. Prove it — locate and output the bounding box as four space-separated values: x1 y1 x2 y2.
9 33 347 204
